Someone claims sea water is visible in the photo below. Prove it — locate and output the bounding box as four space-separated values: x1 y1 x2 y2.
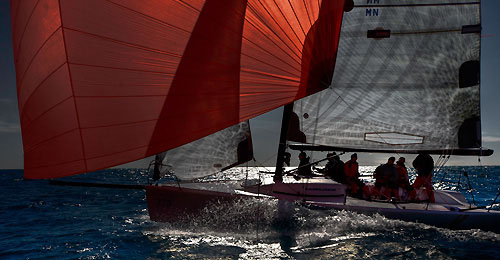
1 166 500 259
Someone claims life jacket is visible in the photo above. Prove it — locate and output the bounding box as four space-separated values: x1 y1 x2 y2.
374 163 398 188
344 160 358 178
396 163 410 188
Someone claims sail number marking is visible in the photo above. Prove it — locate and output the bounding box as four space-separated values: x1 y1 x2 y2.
366 0 380 16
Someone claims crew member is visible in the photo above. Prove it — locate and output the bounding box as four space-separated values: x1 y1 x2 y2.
297 151 314 177
374 157 399 199
344 153 363 196
412 153 435 202
395 157 414 200
319 152 345 183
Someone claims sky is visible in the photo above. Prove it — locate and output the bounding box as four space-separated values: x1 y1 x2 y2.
1 1 500 170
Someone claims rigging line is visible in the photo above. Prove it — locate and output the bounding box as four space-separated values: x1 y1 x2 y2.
253 152 280 173
464 171 476 206
300 90 341 133
434 154 444 174
308 88 325 161
478 148 484 177
283 156 331 175
488 188 500 213
186 160 265 183
329 85 402 158
436 152 451 183
437 155 448 183
438 151 450 169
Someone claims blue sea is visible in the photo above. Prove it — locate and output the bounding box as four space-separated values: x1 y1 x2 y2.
1 166 500 259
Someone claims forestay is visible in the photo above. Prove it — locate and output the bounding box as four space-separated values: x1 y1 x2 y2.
292 0 483 152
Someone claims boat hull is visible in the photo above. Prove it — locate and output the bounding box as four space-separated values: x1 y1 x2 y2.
145 178 500 233
305 199 500 232
146 185 243 222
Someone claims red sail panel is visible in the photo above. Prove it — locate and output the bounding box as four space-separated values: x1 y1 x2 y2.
146 0 248 155
240 0 345 119
11 0 345 179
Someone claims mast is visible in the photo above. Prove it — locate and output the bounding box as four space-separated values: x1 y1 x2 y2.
274 103 294 182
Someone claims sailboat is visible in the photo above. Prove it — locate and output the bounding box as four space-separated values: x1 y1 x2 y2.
10 0 500 232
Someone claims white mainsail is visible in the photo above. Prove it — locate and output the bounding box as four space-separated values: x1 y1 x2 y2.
293 0 483 152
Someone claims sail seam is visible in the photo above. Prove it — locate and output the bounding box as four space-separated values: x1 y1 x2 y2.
22 95 73 131
78 101 251 130
243 18 301 64
241 37 301 71
17 27 63 92
25 158 85 172
63 28 184 58
19 61 67 116
69 62 177 76
57 0 88 172
242 39 301 69
246 2 302 60
240 83 299 88
240 90 300 95
240 68 299 82
301 0 314 29
75 95 168 98
103 0 192 34
24 127 80 153
13 0 41 61
274 0 305 44
240 95 296 109
64 26 252 70
242 21 300 65
253 0 303 55
68 62 174 77
287 0 307 38
177 0 202 13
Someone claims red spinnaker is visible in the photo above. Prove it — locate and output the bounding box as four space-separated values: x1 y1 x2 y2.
10 0 345 179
